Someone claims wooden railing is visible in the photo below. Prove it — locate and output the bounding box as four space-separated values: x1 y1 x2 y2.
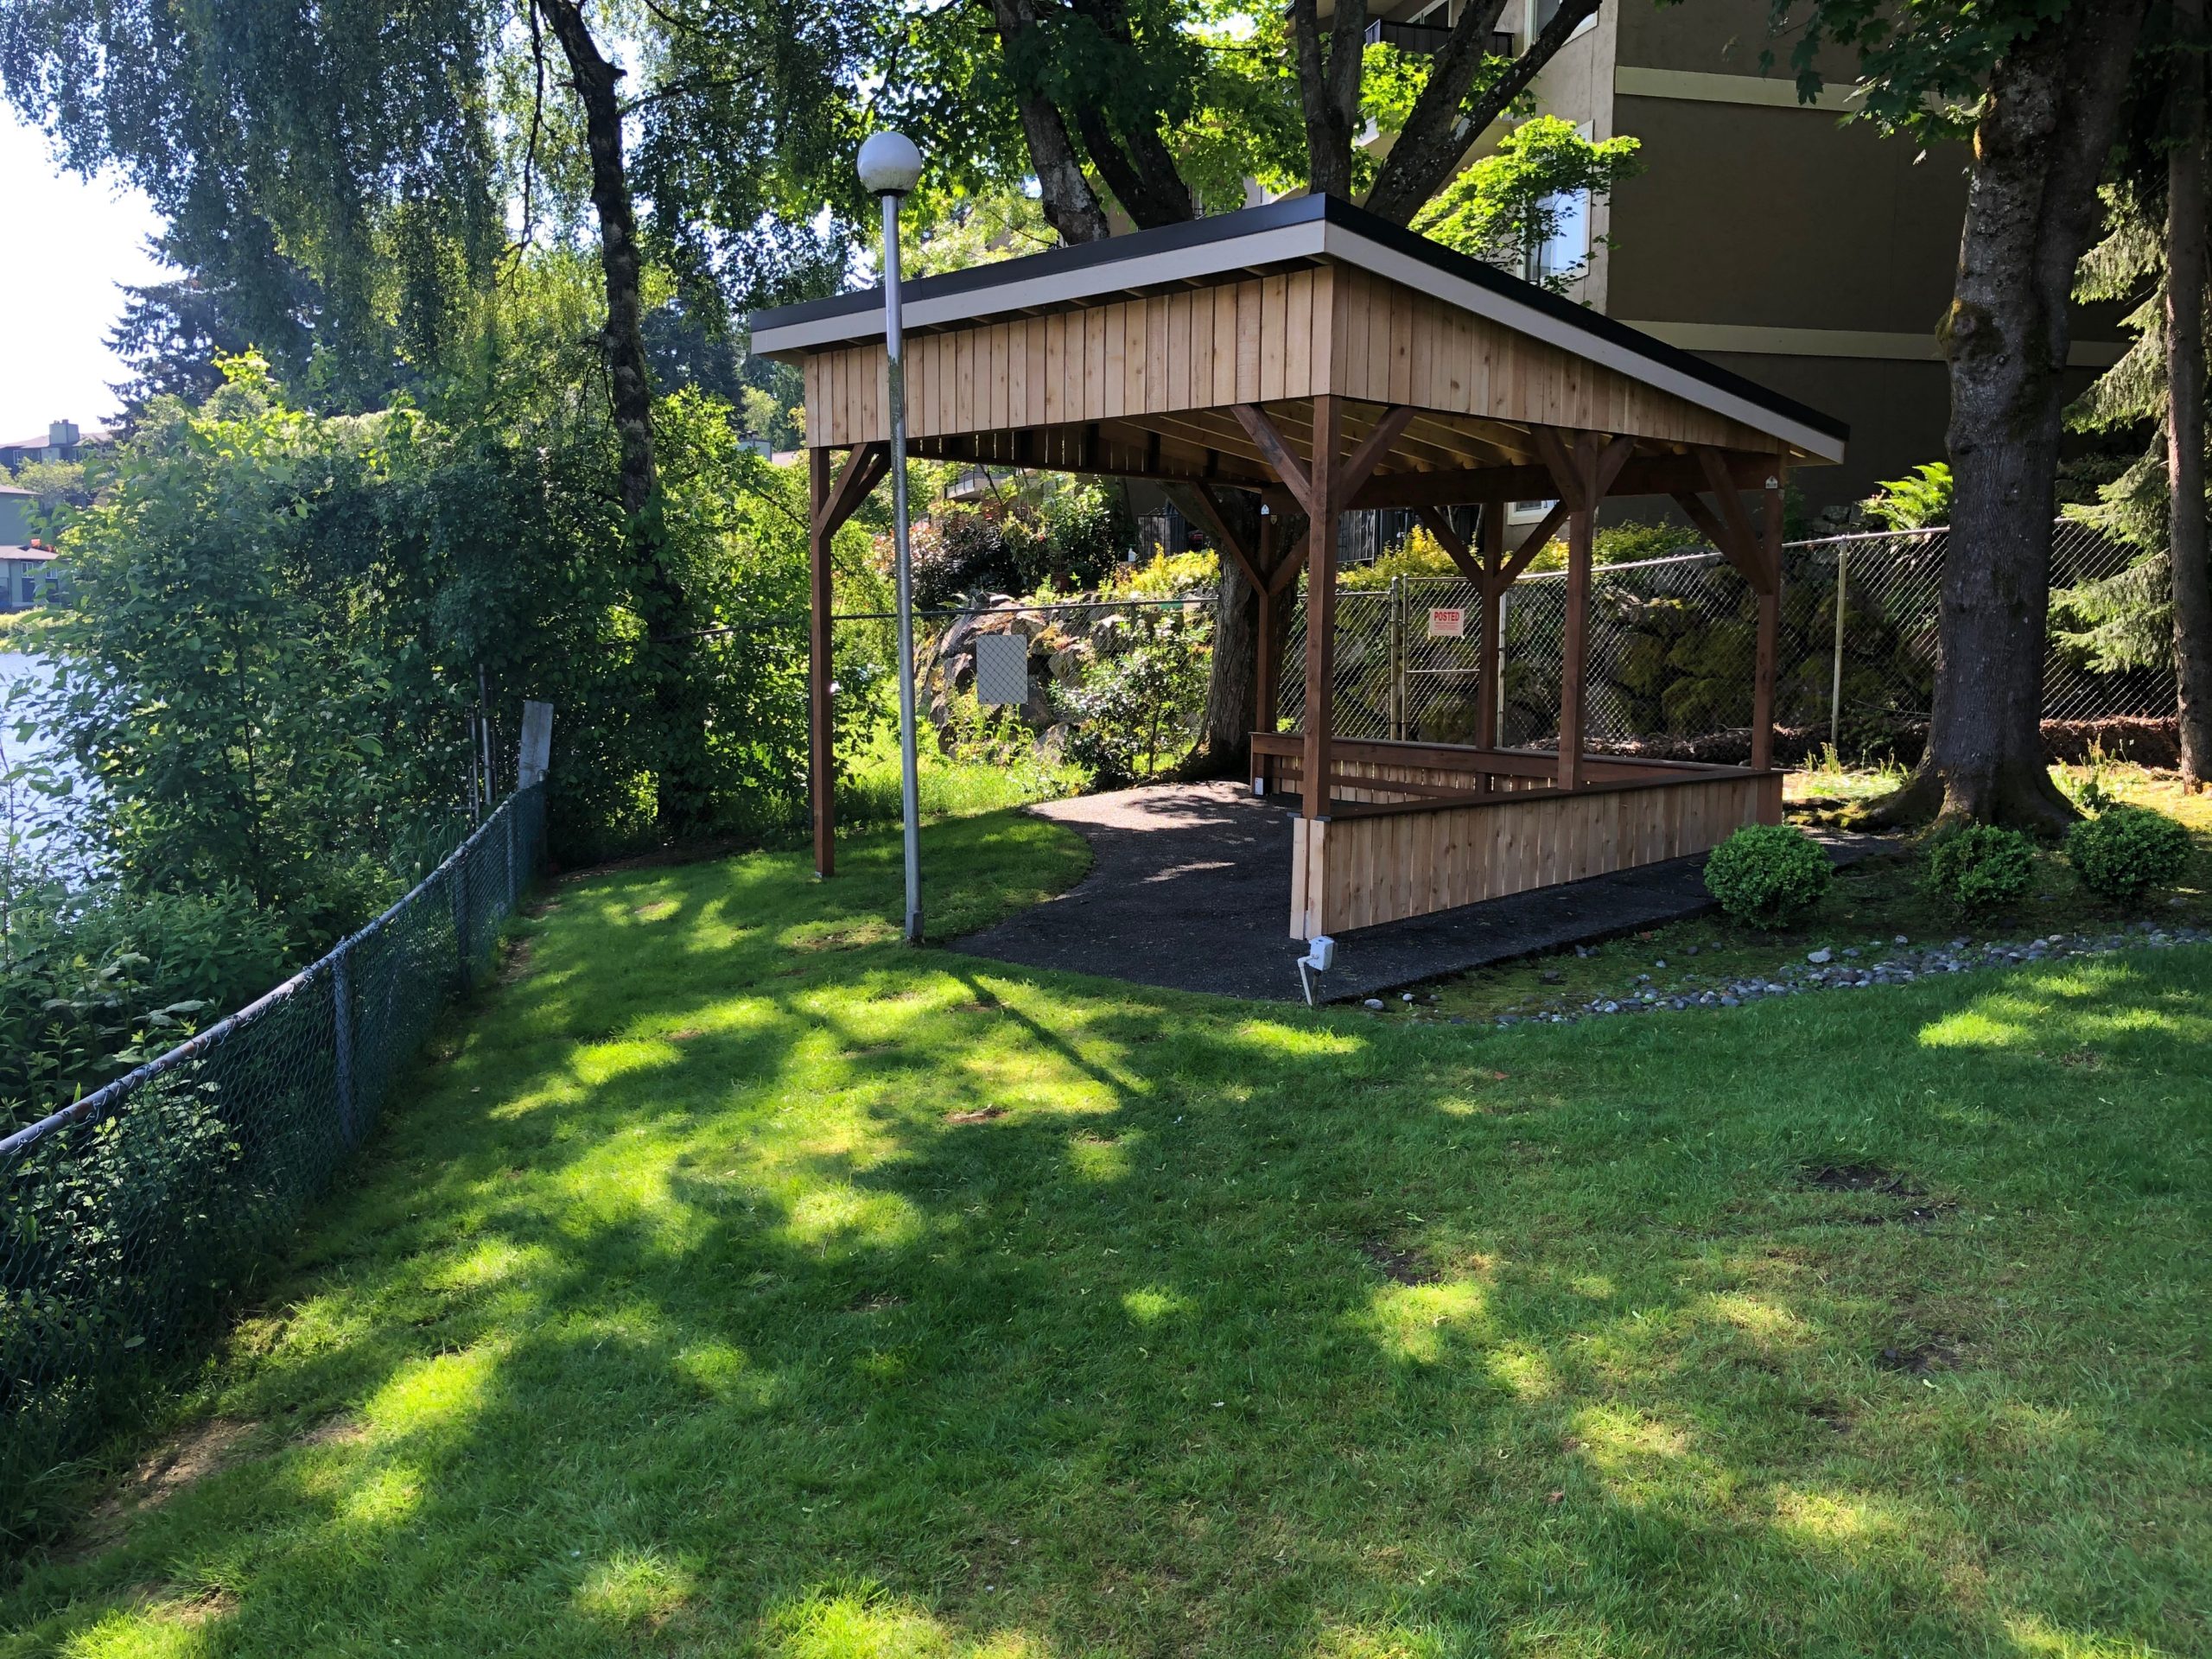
1250 733 1783 938
1250 732 1754 818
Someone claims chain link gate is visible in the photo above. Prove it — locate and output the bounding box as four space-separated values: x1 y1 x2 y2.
1279 522 2176 753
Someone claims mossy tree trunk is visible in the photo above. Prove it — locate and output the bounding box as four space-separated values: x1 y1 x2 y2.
1873 2 2146 830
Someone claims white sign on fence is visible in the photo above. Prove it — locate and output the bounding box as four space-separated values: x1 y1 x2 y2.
973 632 1031 707
518 699 555 789
1427 607 1465 639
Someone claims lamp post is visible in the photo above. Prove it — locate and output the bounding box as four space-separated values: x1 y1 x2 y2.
859 130 926 944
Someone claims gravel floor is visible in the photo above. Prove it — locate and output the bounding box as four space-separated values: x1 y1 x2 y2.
950 780 1891 1004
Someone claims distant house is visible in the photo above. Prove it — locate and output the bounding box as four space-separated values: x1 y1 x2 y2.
0 486 65 611
0 420 111 471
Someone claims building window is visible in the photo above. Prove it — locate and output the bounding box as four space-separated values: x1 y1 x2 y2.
1508 499 1557 524
1527 188 1591 287
1529 0 1598 41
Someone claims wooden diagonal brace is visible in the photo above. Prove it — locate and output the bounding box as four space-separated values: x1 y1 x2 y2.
1232 404 1315 516
1185 483 1264 593
1667 489 1767 594
814 442 889 538
1591 433 1636 500
1695 447 1770 592
1498 500 1571 583
1415 505 1485 585
1532 427 1584 509
1335 406 1416 500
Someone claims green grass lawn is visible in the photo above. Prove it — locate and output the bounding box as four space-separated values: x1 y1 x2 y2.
4 805 2209 1657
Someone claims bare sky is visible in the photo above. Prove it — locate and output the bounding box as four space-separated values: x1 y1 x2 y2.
0 108 168 442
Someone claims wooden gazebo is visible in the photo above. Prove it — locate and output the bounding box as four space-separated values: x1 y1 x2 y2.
749 196 1847 941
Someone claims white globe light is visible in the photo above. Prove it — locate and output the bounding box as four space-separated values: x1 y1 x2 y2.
857 131 924 198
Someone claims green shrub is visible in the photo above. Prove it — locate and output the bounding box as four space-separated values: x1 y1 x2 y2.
1923 823 2036 916
0 881 292 1136
2066 804 2191 905
1704 824 1832 929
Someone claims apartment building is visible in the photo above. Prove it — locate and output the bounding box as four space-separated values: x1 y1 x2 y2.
0 420 111 471
1365 0 2126 511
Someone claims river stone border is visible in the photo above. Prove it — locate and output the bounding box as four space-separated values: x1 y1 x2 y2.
1359 917 2212 1023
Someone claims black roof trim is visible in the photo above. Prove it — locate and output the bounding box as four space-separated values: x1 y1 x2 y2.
749 194 1848 446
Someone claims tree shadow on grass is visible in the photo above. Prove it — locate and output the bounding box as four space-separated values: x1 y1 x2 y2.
7 817 2207 1656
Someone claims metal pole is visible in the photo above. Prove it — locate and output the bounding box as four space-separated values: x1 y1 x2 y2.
477 663 493 811
331 947 358 1148
1389 575 1404 741
1495 587 1510 747
1830 543 1847 753
881 191 925 944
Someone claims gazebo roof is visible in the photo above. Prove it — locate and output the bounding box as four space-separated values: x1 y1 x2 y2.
750 195 1847 467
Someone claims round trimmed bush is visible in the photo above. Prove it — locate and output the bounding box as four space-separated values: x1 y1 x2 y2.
1923 823 2035 916
1704 823 1832 929
2066 804 2190 906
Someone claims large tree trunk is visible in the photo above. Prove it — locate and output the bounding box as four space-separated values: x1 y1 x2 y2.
1363 0 1597 226
538 0 705 834
1287 0 1367 201
2171 0 2212 791
1171 486 1263 772
1873 3 2147 830
988 0 1114 244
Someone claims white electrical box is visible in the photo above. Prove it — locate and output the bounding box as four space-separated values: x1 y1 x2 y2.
973 632 1030 707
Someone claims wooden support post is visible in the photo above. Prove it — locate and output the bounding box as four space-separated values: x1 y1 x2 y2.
1476 499 1503 750
1302 396 1344 819
1254 511 1280 750
805 441 891 880
1753 468 1785 775
808 448 836 877
1535 431 1633 791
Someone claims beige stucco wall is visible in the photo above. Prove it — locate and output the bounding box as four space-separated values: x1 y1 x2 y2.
1604 96 1967 334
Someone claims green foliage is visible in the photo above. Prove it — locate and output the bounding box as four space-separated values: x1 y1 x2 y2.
1923 822 2036 916
2055 173 2196 673
4 460 87 511
900 481 1134 609
2066 804 2191 906
1411 117 1643 291
1760 0 2065 143
1339 527 1465 590
1 0 504 404
1 1065 256 1535
1702 823 1832 929
1860 462 1953 531
35 356 506 938
0 883 288 1136
1060 604 1212 784
1109 549 1218 597
904 188 1061 278
1596 520 1707 564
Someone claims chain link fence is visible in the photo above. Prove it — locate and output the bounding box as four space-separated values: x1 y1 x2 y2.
1 780 548 1532
1281 521 2175 757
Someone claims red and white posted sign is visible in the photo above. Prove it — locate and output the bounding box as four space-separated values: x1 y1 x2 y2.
1427 607 1465 639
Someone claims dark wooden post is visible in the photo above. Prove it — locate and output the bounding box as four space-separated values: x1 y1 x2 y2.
808 447 836 878
1557 448 1594 792
1254 510 1280 744
1476 498 1504 750
1302 396 1344 818
1753 467 1786 773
